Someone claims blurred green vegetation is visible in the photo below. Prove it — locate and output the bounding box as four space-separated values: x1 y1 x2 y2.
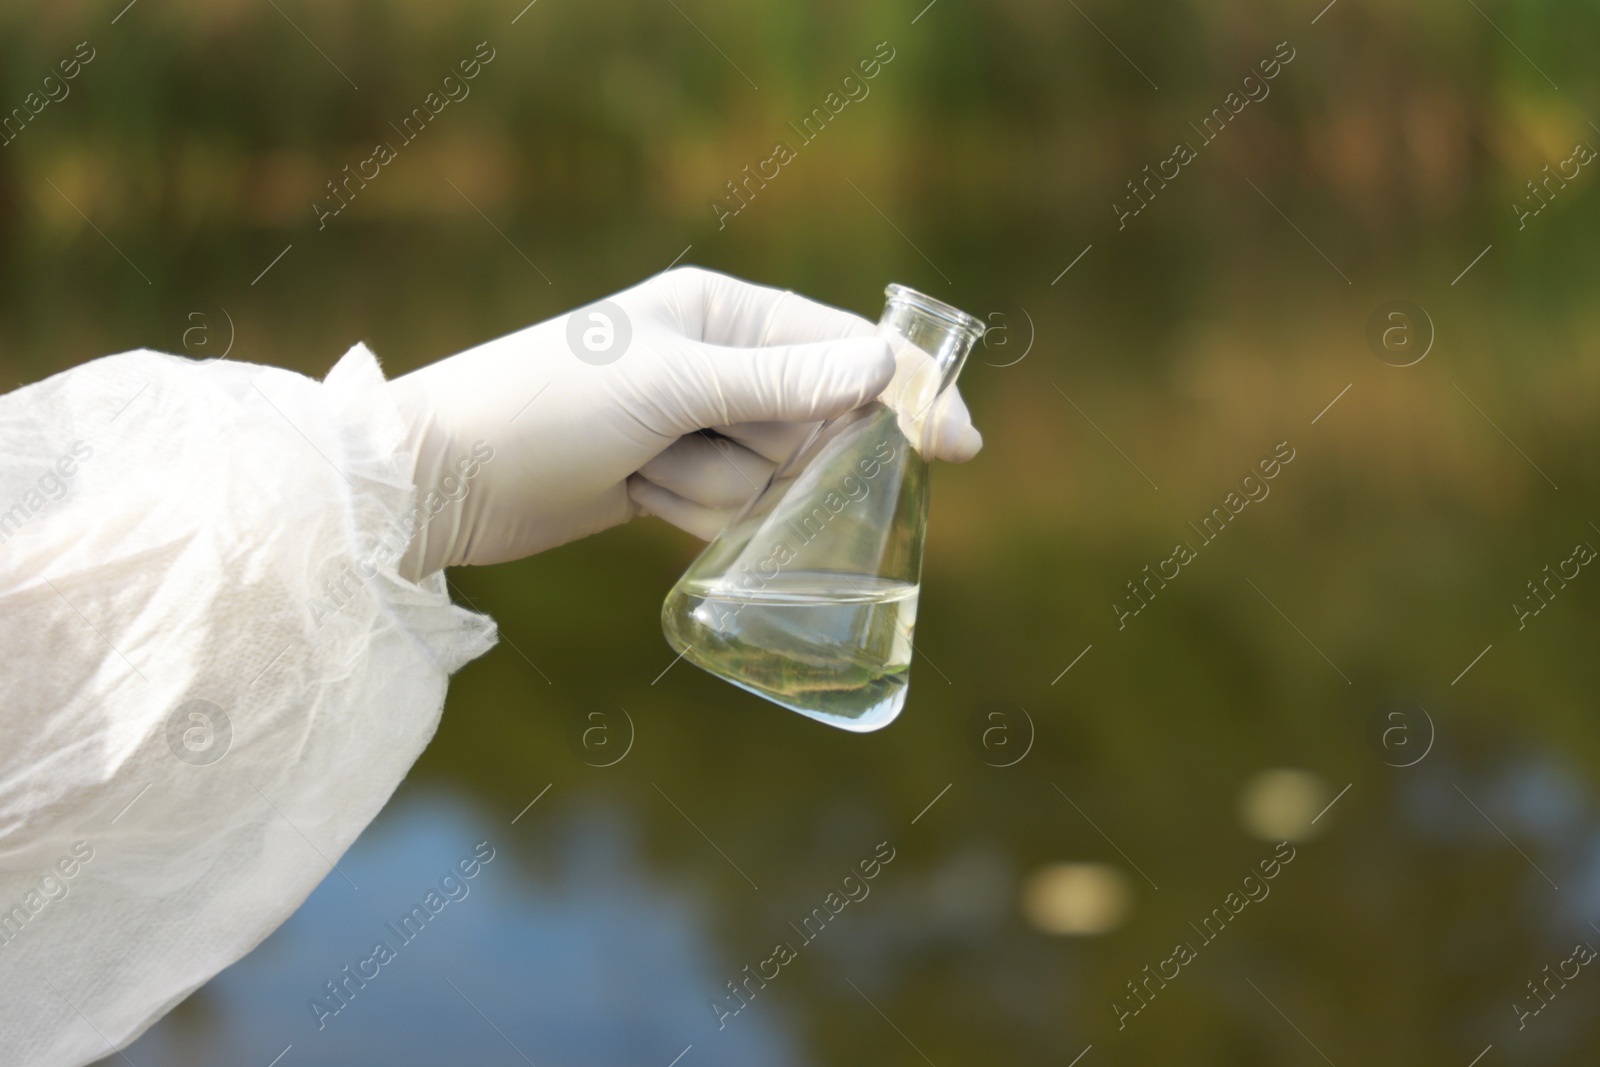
13 0 1598 1063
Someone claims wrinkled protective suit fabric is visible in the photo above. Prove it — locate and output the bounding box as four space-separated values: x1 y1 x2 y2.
0 344 497 1066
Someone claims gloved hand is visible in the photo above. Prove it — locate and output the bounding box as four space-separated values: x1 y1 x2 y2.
388 266 982 578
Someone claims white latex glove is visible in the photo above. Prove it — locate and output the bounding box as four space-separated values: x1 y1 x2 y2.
389 266 982 577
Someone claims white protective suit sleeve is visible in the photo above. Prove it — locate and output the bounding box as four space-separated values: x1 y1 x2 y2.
0 343 496 1066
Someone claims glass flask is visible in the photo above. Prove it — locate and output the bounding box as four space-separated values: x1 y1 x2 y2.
660 283 986 732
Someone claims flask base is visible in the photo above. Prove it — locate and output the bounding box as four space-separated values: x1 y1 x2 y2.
662 571 917 732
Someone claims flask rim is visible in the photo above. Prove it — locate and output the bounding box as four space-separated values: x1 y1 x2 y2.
883 283 986 341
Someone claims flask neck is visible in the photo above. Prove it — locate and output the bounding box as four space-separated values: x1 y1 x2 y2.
878 284 986 393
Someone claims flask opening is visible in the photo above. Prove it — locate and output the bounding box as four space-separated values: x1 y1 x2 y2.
884 283 987 344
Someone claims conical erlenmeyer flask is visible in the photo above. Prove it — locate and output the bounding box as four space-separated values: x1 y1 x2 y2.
661 284 985 732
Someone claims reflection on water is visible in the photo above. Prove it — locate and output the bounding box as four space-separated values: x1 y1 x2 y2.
1021 863 1133 936
111 790 800 1067
1236 768 1332 843
102 736 1600 1065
